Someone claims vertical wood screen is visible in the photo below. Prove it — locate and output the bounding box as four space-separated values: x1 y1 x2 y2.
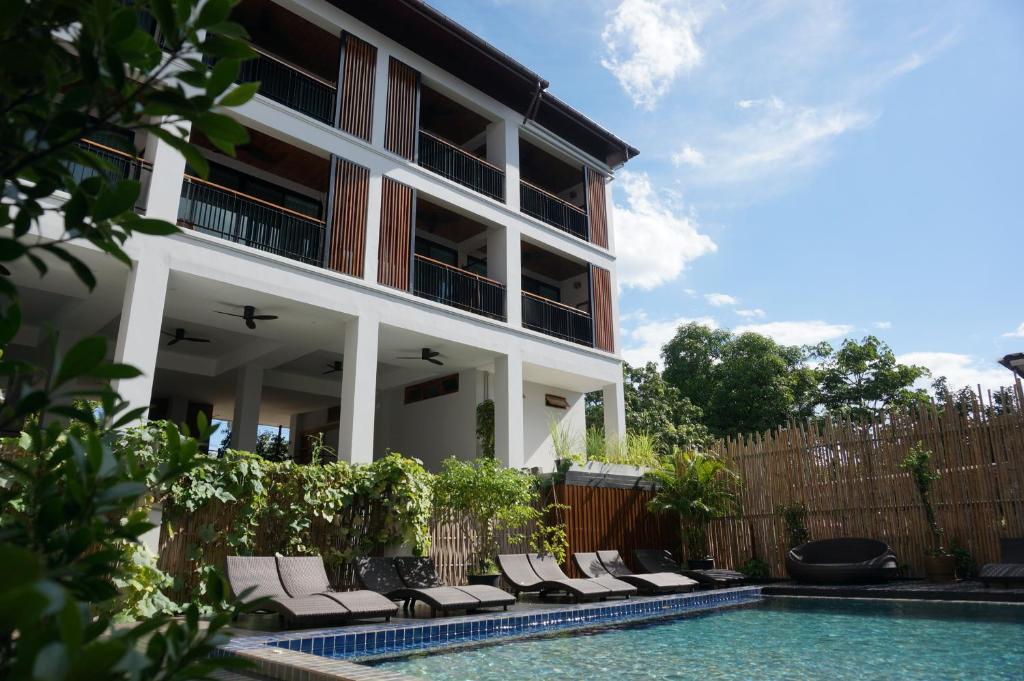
586 168 609 248
337 34 376 141
377 177 413 289
591 265 614 352
384 57 419 160
326 157 369 277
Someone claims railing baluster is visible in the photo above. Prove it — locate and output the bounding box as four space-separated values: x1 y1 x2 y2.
416 131 505 202
521 292 593 347
411 255 506 321
519 181 588 240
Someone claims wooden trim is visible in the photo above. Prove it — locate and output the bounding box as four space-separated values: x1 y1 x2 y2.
377 176 414 289
586 168 608 248
522 289 592 316
182 174 325 224
248 42 337 89
519 178 587 215
337 32 376 141
384 57 419 160
418 130 503 172
413 254 506 287
590 264 614 352
78 138 152 168
326 156 369 277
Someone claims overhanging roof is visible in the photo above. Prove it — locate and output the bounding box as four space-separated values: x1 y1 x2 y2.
328 0 639 168
999 353 1024 380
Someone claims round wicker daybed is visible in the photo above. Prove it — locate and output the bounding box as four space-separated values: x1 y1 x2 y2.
785 538 898 584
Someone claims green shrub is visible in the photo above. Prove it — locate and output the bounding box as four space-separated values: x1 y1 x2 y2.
739 557 771 579
778 501 810 548
476 400 495 458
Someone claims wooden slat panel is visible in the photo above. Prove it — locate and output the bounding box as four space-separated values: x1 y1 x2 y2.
586 168 608 248
337 33 376 141
327 156 369 277
377 177 413 289
384 57 418 160
590 265 614 352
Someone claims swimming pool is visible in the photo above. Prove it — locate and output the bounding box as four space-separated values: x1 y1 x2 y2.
371 597 1024 680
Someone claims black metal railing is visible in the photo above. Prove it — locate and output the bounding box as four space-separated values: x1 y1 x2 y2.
413 255 506 321
178 176 325 266
67 139 152 211
521 292 593 347
417 130 505 202
519 180 588 240
238 47 336 124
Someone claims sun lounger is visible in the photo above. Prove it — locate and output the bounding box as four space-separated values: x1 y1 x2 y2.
497 553 612 601
584 550 696 593
275 556 399 620
980 538 1024 587
634 549 746 587
355 556 483 616
528 553 635 598
394 556 515 610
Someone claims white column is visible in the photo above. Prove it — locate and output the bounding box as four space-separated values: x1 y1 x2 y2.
363 170 383 283
488 226 521 327
486 118 520 212
494 351 524 469
370 47 391 149
603 380 626 442
142 122 189 222
231 365 263 451
338 315 378 464
113 247 169 417
287 413 300 458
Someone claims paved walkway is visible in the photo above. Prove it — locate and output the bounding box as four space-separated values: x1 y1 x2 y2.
763 579 1024 602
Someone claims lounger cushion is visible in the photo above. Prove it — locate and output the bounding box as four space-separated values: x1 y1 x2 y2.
226 556 289 602
529 553 633 596
979 564 1024 581
497 554 545 590
395 557 514 608
595 550 697 591
277 555 332 597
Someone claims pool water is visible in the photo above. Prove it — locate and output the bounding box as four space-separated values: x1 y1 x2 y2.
371 598 1024 680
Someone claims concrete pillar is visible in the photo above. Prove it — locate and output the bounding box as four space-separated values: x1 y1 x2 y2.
363 170 383 283
287 413 300 458
142 122 189 222
370 47 391 149
231 365 263 451
603 379 626 442
113 248 169 417
338 315 378 464
488 226 521 327
494 351 524 469
486 118 520 211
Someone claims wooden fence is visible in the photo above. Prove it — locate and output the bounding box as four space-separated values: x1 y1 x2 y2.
707 385 1024 578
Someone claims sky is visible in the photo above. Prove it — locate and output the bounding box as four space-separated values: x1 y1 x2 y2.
428 0 1024 394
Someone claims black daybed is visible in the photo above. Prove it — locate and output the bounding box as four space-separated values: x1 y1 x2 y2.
785 538 898 584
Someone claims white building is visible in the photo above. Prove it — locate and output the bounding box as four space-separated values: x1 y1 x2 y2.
14 0 638 472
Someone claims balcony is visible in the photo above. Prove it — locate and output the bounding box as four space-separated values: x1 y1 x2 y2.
521 292 593 347
178 175 325 266
519 180 588 240
68 138 151 211
417 131 505 202
413 255 506 321
238 46 336 125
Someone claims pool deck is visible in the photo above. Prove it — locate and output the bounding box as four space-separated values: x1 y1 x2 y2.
764 579 1024 603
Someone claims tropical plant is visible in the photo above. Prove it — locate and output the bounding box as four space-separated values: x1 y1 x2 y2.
739 557 771 580
528 503 570 565
900 443 947 555
949 538 976 579
778 501 810 548
475 399 495 458
548 417 581 464
646 450 739 563
433 457 539 575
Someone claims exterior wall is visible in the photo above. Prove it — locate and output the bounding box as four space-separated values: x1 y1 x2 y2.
522 381 585 472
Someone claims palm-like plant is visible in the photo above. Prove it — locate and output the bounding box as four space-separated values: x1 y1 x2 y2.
646 450 740 563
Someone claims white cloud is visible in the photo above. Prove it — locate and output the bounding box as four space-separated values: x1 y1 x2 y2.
704 292 738 307
613 171 717 289
601 0 705 110
1002 322 1024 338
736 308 766 319
683 288 697 297
734 320 854 346
623 315 718 367
736 95 785 111
874 321 893 330
897 352 1012 395
672 145 706 167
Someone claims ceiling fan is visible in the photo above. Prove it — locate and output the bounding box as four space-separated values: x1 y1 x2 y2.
323 360 343 375
216 305 278 330
162 327 211 346
397 347 444 366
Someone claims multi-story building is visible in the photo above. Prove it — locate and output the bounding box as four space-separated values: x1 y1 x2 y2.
14 0 637 472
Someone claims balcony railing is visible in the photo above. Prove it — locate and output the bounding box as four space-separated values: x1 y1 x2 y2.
519 180 588 241
413 254 506 321
238 46 336 125
417 130 505 202
68 139 152 211
521 291 593 347
178 175 325 266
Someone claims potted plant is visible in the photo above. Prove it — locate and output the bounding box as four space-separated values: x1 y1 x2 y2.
433 456 540 586
646 449 739 569
901 443 956 582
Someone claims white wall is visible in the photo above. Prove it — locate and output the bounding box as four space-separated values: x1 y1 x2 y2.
522 380 585 472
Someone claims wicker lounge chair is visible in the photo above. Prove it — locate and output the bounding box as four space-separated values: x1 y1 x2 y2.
275 556 398 620
355 556 483 616
394 556 515 610
980 538 1024 587
785 538 898 584
591 550 697 593
497 553 612 601
528 552 636 598
226 556 356 628
634 549 747 587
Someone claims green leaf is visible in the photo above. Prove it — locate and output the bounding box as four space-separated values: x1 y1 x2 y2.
55 337 108 387
94 181 141 221
217 81 259 108
0 238 27 261
41 245 97 291
121 215 179 236
151 128 209 179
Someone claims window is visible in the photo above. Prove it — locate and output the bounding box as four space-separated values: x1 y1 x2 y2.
523 275 561 302
545 394 570 409
415 237 458 266
195 161 323 219
404 374 459 405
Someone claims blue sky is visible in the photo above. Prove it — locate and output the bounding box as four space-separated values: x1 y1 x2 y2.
430 0 1024 393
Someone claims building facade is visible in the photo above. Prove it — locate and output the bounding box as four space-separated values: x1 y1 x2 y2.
14 0 638 472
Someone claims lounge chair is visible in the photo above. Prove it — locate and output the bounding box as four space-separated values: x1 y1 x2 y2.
528 553 633 598
497 553 613 601
394 556 515 610
276 556 398 620
634 549 747 587
355 556 484 617
227 555 393 628
980 538 1024 587
785 538 898 584
589 550 697 593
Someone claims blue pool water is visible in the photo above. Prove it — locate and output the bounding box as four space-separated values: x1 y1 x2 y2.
371 598 1024 680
